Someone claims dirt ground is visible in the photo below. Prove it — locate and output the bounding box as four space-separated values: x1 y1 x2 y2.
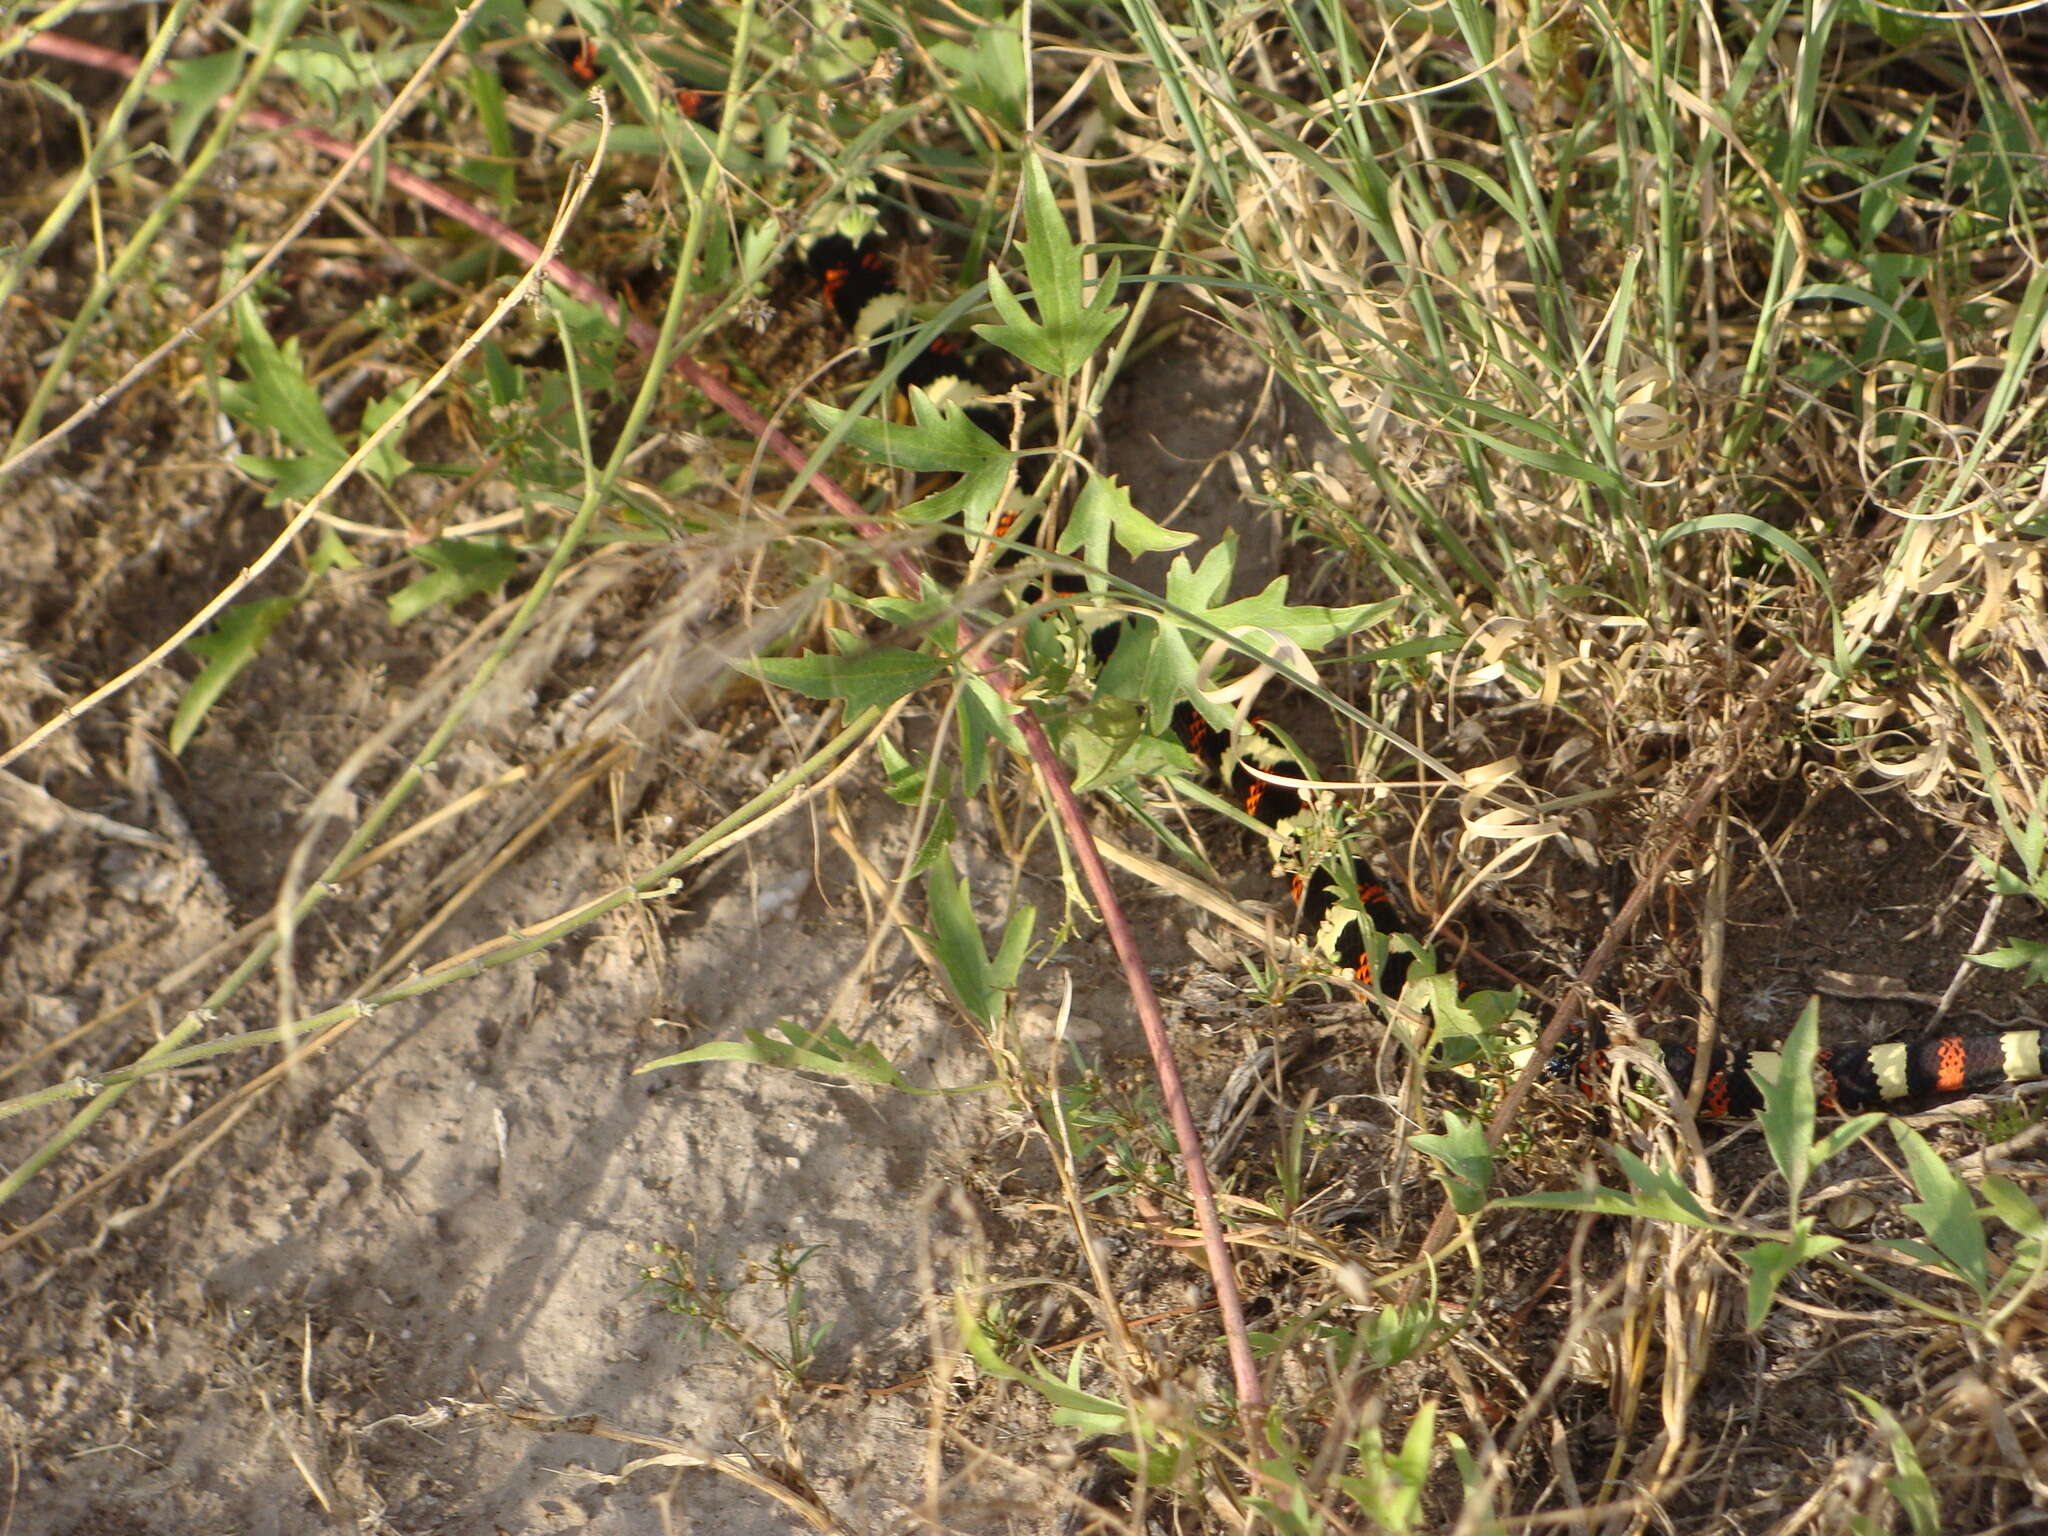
0 309 1329 1535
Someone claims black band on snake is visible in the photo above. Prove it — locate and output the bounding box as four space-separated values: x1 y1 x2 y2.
811 224 2048 1127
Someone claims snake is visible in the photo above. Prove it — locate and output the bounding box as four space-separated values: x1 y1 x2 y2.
804 218 2048 1124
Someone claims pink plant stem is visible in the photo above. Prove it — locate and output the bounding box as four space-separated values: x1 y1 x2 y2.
1010 707 1266 1412
22 26 1266 1415
23 31 921 590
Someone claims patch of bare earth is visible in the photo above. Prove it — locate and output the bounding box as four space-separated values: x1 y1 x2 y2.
0 293 1345 1532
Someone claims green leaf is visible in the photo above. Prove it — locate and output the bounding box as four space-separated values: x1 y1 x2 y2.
222 294 347 459
1844 1390 1941 1536
1061 695 1187 792
1167 538 1233 611
481 342 522 408
957 1302 1130 1431
1980 1172 2046 1239
1610 1145 1719 1225
928 14 1026 130
1967 937 2048 986
458 61 516 206
876 736 933 806
147 51 242 163
1812 1111 1887 1167
1161 551 1395 654
1373 635 1463 662
924 861 994 1025
972 158 1126 380
1456 423 1626 494
359 383 418 486
1387 1400 1437 1534
1863 108 1935 247
1057 473 1194 580
1506 1145 1726 1226
961 671 1026 757
1424 976 1519 1069
1411 1112 1492 1216
233 452 340 503
855 575 954 632
1497 1184 1656 1218
306 526 360 579
171 594 300 754
1854 0 1949 48
899 460 1016 534
274 31 431 106
1891 1119 1991 1298
221 292 348 501
808 389 1007 475
907 804 958 878
991 904 1037 995
1756 1000 1821 1199
545 284 627 358
1335 1399 1436 1535
1987 1173 2048 1303
387 537 519 625
1738 1220 1844 1329
921 861 1033 1027
738 645 945 716
1331 1303 1438 1372
1657 514 1834 607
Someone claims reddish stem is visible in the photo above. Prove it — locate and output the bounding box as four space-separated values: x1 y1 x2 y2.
22 28 1267 1413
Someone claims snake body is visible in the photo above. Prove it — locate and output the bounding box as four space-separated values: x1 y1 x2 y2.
811 222 2047 1123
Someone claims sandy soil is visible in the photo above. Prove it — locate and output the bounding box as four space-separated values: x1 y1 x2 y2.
0 313 1320 1535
